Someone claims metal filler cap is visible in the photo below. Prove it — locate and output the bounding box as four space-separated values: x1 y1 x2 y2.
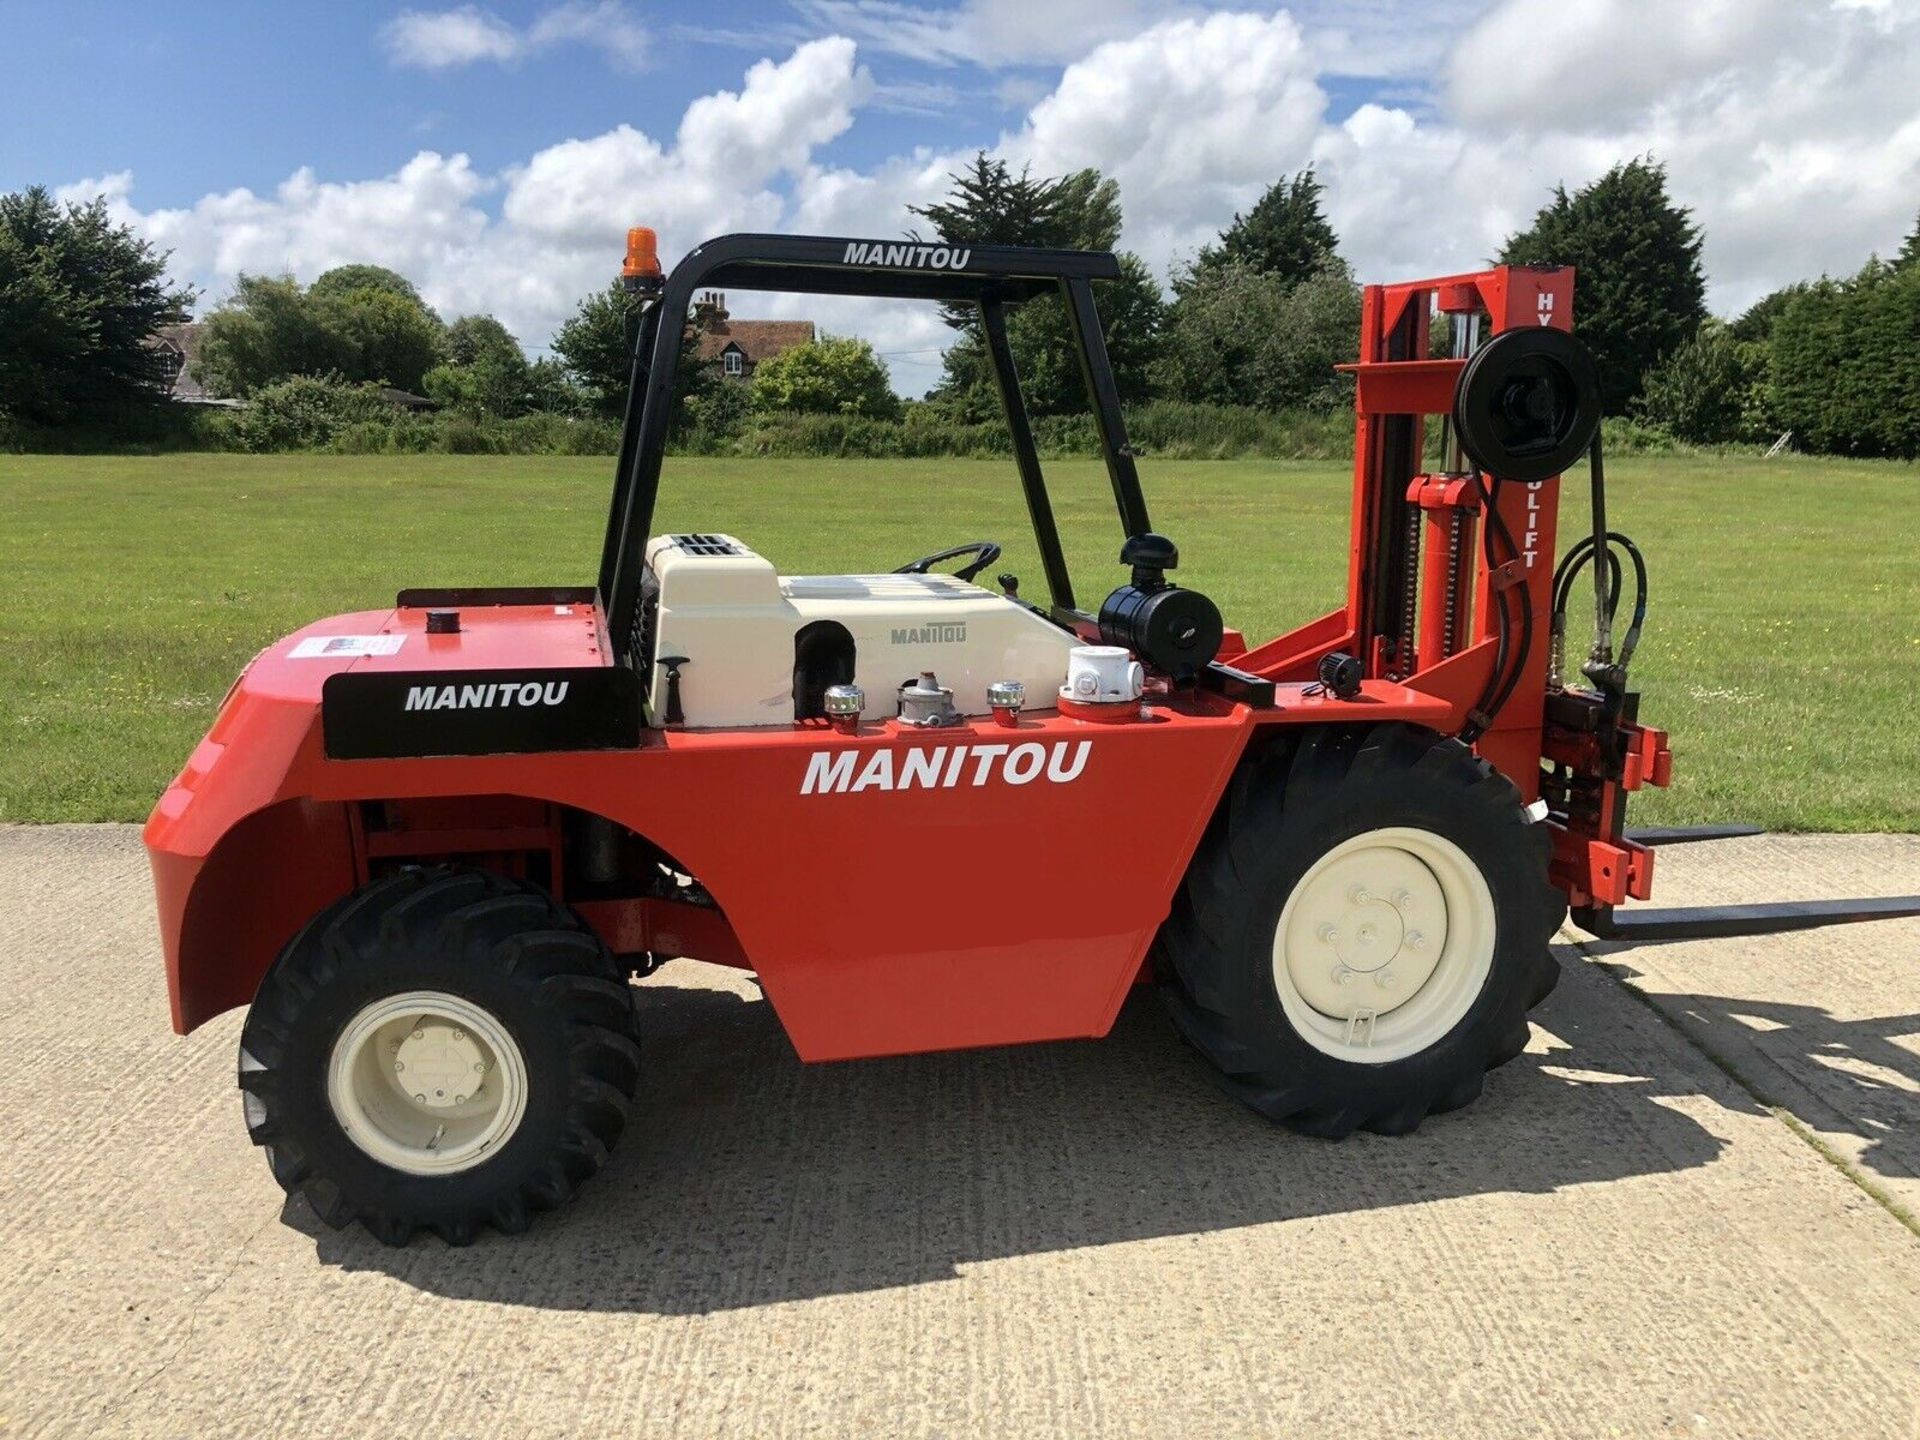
823 684 865 716
823 684 864 735
987 679 1025 728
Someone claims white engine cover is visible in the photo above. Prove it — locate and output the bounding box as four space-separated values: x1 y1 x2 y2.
643 533 1078 728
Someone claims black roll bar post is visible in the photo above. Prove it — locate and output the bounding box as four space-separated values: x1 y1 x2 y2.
1063 276 1151 540
980 297 1075 613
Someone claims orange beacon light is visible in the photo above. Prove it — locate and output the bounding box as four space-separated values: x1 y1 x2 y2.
622 226 661 287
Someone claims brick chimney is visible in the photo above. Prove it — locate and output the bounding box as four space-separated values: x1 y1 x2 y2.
694 291 730 334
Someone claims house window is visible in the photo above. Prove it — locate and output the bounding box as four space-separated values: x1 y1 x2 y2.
723 349 744 377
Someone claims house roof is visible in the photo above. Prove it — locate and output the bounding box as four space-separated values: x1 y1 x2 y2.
378 387 437 410
694 320 816 366
149 322 213 402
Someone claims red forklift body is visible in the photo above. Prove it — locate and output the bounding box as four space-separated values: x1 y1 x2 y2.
147 601 1462 1056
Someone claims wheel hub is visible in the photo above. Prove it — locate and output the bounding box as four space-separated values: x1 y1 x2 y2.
1287 846 1449 1018
1327 894 1405 973
327 991 528 1176
393 1021 487 1108
1271 826 1495 1064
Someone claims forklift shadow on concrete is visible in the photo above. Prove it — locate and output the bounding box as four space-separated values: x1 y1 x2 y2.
1583 954 1920 1191
286 947 1756 1314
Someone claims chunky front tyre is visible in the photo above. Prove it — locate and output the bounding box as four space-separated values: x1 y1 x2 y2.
237 867 641 1245
1158 723 1564 1137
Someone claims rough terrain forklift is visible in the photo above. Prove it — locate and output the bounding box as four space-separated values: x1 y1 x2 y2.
147 228 1920 1246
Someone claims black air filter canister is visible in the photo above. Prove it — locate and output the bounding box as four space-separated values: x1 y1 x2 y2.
1098 583 1223 683
1097 532 1224 683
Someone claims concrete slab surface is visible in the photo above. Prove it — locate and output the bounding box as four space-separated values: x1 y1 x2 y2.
1574 832 1920 1217
2 824 1919 1439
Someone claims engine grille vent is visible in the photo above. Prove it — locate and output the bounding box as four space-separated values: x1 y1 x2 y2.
668 533 746 558
631 567 661 679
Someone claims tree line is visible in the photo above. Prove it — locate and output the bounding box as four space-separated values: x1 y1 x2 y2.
5 160 1919 457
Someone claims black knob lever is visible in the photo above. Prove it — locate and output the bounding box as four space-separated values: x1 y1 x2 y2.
656 655 689 725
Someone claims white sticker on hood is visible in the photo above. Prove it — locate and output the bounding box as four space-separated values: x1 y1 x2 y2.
289 634 406 660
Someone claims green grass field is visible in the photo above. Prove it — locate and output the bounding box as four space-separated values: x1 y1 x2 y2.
2 451 1916 829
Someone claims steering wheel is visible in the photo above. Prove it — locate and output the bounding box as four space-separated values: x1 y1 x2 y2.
893 540 1002 583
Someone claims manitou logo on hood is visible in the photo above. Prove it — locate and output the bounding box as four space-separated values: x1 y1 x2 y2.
802 740 1090 794
891 622 966 645
404 680 571 712
843 241 973 270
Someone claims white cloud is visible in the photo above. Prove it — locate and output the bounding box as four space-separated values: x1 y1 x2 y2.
996 2 1920 313
1010 11 1327 267
1289 0 1491 81
791 0 1179 67
786 0 1485 84
1436 0 1920 307
66 154 494 296
1448 0 1814 131
382 2 649 72
528 2 650 70
494 36 871 257
870 78 967 117
382 7 523 68
72 41 892 368
69 4 1920 397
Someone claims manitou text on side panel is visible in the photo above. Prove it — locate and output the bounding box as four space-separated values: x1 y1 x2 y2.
404 681 572 712
802 740 1091 795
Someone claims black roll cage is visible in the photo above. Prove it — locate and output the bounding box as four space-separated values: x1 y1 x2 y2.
597 232 1154 661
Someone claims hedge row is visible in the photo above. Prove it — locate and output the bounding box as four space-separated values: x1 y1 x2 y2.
2 383 1698 462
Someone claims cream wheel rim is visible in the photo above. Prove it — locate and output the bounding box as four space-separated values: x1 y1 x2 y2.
1272 826 1496 1063
326 990 528 1176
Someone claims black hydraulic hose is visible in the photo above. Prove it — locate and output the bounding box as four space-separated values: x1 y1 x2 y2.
1556 543 1621 623
1482 490 1534 725
1587 433 1612 661
1460 470 1533 744
1459 474 1505 743
1618 544 1648 667
1553 530 1648 671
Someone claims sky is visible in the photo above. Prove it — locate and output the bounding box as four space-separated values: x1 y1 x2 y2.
6 0 1918 396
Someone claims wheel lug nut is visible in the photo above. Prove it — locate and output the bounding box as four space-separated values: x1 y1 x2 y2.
1375 970 1397 989
1392 889 1411 909
413 1093 427 1104
1318 923 1339 944
1350 886 1371 905
473 1061 486 1073
394 1059 405 1072
451 1029 464 1042
454 1094 466 1105
1406 931 1426 950
410 1029 423 1041
1335 966 1354 986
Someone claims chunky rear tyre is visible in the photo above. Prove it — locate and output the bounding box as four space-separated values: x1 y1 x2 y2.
237 867 641 1245
1158 723 1564 1137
